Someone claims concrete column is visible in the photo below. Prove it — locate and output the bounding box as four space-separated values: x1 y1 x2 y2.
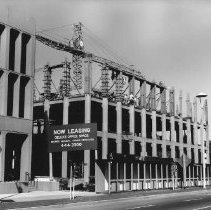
193 123 198 145
187 147 191 159
0 131 6 181
84 54 92 94
170 116 176 141
141 109 146 138
143 163 146 189
102 98 108 159
124 162 126 191
116 163 119 191
0 26 10 69
149 163 152 189
20 134 32 181
200 124 204 146
194 148 198 164
193 166 195 185
151 111 157 155
14 32 22 73
44 100 52 178
171 145 175 159
152 111 156 139
186 119 191 145
137 162 140 190
162 144 167 158
44 99 50 120
193 166 197 185
141 141 147 157
188 166 191 186
179 146 183 157
0 71 8 115
150 84 156 111
84 94 91 183
197 166 199 184
152 142 157 157
131 163 133 190
140 81 146 109
155 164 158 189
62 97 69 178
129 105 135 155
179 118 183 144
161 88 167 114
161 164 163 188
27 35 36 77
179 90 183 116
200 165 203 184
12 76 20 117
162 114 167 140
166 164 169 188
24 79 33 119
25 36 33 76
116 101 122 154
205 126 210 164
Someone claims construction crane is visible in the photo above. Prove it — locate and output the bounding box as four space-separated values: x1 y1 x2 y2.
35 24 146 82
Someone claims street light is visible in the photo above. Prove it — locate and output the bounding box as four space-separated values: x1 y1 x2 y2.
196 92 208 189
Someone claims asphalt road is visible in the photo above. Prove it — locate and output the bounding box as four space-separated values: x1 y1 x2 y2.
12 190 211 210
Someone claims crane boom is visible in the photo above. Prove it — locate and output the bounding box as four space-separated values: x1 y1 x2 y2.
35 33 145 80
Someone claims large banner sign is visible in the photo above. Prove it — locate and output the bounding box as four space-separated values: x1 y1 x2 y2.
47 123 97 152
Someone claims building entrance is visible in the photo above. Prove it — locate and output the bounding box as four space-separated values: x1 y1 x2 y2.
4 134 26 181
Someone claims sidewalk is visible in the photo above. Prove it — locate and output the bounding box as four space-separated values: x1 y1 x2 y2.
0 187 211 209
0 190 98 202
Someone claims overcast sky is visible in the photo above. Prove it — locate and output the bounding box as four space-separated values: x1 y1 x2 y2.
1 0 211 123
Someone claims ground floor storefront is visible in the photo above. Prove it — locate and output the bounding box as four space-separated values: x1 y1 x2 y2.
95 156 211 193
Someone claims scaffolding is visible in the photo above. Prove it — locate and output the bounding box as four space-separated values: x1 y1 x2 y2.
71 22 84 90
101 65 109 97
43 64 51 99
115 72 123 102
59 59 71 97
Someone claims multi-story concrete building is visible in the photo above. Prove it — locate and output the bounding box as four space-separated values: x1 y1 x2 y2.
0 21 35 183
0 18 208 194
33 53 209 193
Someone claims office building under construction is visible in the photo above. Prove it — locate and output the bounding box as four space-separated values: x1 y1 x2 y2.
33 23 210 193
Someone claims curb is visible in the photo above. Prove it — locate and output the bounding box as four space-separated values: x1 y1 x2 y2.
2 187 211 209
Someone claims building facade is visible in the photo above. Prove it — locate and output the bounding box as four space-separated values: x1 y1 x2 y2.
0 21 35 182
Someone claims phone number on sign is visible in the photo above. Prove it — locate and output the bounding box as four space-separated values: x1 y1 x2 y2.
61 143 82 147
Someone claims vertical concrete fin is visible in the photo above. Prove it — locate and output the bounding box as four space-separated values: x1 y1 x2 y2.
116 101 122 154
0 71 8 115
84 94 91 183
102 98 108 159
0 131 6 181
140 80 146 108
0 26 10 69
169 87 175 116
179 90 183 116
62 97 69 178
150 84 156 111
84 54 92 94
205 99 208 125
14 32 22 73
115 71 123 102
193 97 197 122
186 93 191 117
129 75 135 95
161 88 166 114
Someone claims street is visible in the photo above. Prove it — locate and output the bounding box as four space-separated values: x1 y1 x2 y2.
13 190 211 210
